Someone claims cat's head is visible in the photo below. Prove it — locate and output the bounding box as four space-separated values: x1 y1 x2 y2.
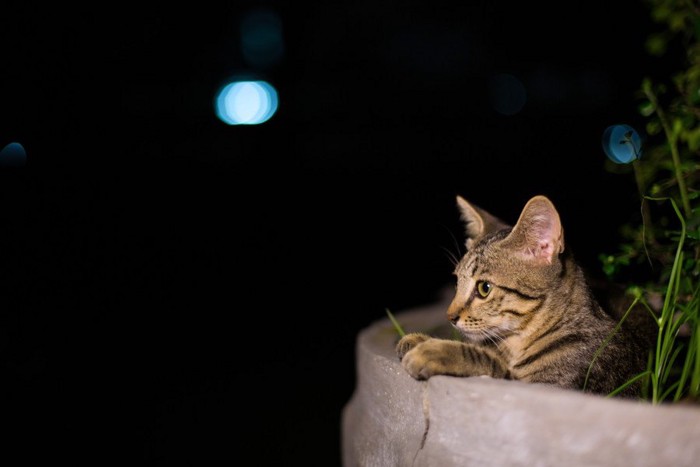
447 195 565 343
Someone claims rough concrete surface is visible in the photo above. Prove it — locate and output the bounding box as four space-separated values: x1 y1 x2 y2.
342 300 700 467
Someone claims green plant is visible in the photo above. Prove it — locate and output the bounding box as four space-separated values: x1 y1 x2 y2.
386 308 406 337
599 0 700 404
385 308 461 341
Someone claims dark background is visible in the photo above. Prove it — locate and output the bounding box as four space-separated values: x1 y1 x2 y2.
1 1 675 465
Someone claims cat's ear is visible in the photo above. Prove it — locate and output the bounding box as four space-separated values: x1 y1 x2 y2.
456 196 508 249
504 195 565 264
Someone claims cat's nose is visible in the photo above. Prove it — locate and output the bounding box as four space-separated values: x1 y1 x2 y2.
446 302 461 323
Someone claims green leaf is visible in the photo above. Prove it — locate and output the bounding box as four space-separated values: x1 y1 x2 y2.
639 100 655 116
385 308 406 337
646 33 668 56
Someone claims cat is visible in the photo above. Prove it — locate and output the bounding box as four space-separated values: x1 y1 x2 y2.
396 195 654 398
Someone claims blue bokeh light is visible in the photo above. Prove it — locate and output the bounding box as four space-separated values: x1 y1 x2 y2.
489 73 527 116
602 124 642 164
241 8 284 68
215 80 279 125
0 142 27 167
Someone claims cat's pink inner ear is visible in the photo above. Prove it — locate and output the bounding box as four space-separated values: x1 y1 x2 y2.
525 216 561 263
511 196 564 264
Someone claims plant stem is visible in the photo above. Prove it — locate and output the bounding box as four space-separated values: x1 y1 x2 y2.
647 196 687 403
385 308 406 337
642 81 692 218
692 317 700 396
632 161 655 245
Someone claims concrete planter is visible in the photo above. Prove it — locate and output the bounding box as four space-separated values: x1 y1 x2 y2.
341 298 700 467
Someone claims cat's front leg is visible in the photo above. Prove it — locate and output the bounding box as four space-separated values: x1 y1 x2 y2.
397 336 510 380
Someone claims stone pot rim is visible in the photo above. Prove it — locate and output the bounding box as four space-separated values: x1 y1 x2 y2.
342 298 700 467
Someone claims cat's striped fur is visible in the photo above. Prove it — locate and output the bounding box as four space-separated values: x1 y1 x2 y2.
396 195 652 397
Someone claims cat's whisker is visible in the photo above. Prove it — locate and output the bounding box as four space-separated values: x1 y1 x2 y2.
485 335 498 346
439 245 460 267
440 222 464 258
484 328 505 346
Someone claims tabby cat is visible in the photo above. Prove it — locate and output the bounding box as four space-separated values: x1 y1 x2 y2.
396 195 653 397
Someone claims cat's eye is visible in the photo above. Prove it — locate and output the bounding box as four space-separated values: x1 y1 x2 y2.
476 281 492 298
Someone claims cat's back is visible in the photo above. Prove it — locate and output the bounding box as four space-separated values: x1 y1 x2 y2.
507 255 651 397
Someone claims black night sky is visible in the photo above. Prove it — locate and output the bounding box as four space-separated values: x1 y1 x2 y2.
2 1 675 465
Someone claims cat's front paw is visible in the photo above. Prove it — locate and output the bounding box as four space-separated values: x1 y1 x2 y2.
396 332 431 360
400 339 466 380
